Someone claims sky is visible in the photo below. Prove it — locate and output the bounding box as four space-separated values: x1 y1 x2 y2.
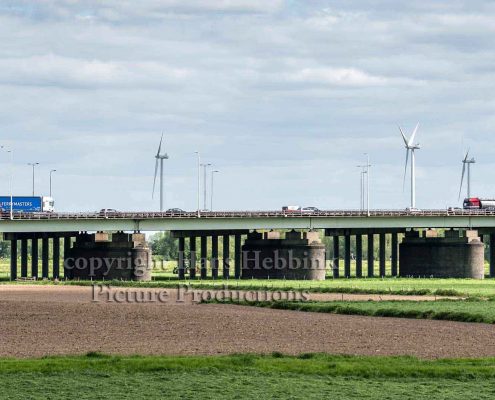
0 0 494 212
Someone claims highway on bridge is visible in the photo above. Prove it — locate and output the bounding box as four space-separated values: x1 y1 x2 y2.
2 209 495 233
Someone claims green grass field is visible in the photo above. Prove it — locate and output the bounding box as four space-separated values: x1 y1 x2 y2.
2 353 495 399
2 256 495 297
54 277 495 297
218 299 495 324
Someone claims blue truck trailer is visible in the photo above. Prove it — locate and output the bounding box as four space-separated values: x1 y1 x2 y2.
0 196 54 213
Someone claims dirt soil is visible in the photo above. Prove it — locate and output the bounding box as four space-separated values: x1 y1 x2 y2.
1 285 494 359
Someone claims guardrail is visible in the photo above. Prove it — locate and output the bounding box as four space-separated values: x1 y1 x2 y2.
2 209 495 220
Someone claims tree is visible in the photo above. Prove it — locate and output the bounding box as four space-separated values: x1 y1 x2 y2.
0 239 9 259
149 232 178 261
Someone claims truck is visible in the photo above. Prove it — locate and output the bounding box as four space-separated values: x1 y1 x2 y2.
0 196 55 213
463 197 495 210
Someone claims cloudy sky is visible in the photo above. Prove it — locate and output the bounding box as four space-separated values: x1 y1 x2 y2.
0 0 494 212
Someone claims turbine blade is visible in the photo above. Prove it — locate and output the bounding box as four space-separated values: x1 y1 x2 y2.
408 122 419 147
398 126 408 146
463 149 470 163
403 149 409 192
458 162 466 201
152 158 159 198
156 132 164 157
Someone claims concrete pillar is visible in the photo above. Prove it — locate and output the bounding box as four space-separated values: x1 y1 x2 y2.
490 234 495 278
367 234 374 277
31 237 39 279
42 236 49 279
178 237 185 279
333 236 340 278
379 233 386 277
355 234 363 277
391 233 398 277
189 236 197 279
234 234 242 279
344 235 351 278
223 235 230 279
20 238 28 278
64 237 72 279
53 237 60 280
200 236 207 279
211 235 219 279
10 239 17 281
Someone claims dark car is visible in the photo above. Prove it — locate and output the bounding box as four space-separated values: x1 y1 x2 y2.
166 208 184 213
99 208 118 217
301 207 320 213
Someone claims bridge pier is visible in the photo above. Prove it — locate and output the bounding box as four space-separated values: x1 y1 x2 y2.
10 239 17 281
242 230 326 280
53 237 60 280
391 233 398 276
367 234 374 277
178 237 185 279
171 230 248 279
31 237 38 279
355 234 363 277
400 229 484 278
490 234 495 278
189 236 197 279
234 234 242 279
3 233 76 281
379 233 386 277
344 235 351 278
200 236 207 279
64 237 72 279
333 236 340 278
211 234 219 279
20 238 28 278
223 235 230 279
42 236 49 279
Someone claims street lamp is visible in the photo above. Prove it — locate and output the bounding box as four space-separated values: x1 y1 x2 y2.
210 170 219 211
49 169 57 197
364 153 371 217
200 162 212 210
1 146 14 220
194 152 201 217
27 162 40 197
356 165 367 211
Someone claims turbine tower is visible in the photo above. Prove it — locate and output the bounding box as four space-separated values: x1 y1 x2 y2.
459 150 475 200
152 133 169 212
399 123 420 209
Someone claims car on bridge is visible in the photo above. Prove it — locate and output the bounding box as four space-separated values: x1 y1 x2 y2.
166 208 185 213
99 208 118 217
301 206 320 213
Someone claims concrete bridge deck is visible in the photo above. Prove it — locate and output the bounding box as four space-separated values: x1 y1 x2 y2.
2 209 495 232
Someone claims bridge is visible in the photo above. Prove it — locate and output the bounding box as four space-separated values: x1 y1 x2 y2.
1 209 495 232
2 209 495 281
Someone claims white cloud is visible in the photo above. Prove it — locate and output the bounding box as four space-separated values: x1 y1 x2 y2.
286 67 387 86
0 54 191 88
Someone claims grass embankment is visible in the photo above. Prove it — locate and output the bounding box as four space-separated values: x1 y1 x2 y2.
6 277 491 298
213 299 495 324
2 353 495 399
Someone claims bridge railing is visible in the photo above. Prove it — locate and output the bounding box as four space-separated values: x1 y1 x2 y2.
3 208 495 221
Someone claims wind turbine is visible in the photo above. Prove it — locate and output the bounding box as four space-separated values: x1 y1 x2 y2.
152 133 169 212
458 150 475 200
399 123 420 209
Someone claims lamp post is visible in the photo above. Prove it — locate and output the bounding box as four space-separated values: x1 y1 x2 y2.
356 165 367 211
27 162 39 197
1 146 14 220
200 163 212 211
210 170 219 211
194 152 201 217
364 153 371 216
49 169 57 197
